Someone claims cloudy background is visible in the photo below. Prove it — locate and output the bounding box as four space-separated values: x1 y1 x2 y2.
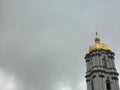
1 0 120 90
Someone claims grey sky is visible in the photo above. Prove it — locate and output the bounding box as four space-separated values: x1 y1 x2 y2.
0 0 120 90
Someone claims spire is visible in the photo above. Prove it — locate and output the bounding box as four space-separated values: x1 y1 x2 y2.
95 31 100 43
96 31 98 36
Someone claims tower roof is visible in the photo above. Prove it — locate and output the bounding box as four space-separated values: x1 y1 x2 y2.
89 32 110 52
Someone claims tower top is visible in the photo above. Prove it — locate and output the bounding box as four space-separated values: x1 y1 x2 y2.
95 31 100 43
89 32 109 53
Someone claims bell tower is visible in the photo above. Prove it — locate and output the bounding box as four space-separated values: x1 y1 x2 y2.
85 32 119 90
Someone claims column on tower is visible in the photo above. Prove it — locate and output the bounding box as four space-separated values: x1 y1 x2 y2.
111 77 115 90
86 57 90 72
112 76 117 90
115 79 119 90
111 55 116 70
106 55 110 68
108 54 112 69
95 54 99 69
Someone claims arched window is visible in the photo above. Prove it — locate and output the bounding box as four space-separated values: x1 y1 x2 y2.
103 56 107 68
103 60 107 68
106 79 111 90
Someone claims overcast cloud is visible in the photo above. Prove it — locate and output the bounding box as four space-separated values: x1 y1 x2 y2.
1 0 120 90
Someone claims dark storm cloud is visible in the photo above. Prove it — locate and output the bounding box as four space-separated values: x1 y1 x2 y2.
1 0 120 90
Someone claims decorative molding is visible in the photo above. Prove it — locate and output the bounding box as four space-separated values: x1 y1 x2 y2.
86 59 90 62
99 75 104 78
86 79 90 82
85 49 115 57
92 75 96 78
85 69 119 78
112 77 118 80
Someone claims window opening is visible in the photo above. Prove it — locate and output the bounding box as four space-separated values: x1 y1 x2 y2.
106 78 111 90
103 56 107 68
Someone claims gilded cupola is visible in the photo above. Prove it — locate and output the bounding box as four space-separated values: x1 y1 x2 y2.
89 32 110 53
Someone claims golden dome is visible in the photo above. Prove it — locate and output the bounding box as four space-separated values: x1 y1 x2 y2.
89 32 110 52
89 43 109 52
